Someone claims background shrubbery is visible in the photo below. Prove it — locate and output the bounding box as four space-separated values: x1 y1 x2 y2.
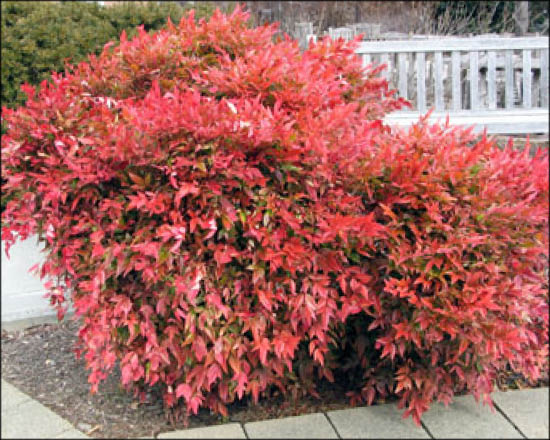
1 1 214 109
2 5 548 426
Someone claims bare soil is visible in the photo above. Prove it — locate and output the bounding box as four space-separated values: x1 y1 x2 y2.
1 319 547 439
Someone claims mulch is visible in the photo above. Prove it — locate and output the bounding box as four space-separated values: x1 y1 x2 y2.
1 319 547 439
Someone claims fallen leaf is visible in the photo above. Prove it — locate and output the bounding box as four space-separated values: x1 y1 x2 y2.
86 425 102 435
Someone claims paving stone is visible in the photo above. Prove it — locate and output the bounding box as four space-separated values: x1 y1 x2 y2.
1 379 33 410
491 388 549 439
327 403 430 438
54 428 89 438
158 423 246 439
421 394 522 439
244 412 338 439
1 398 75 439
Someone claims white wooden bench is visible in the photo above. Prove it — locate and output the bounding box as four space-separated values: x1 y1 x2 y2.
352 37 549 134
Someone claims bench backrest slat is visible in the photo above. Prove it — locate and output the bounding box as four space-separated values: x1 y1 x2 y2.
416 52 426 112
542 48 549 108
398 53 408 100
451 51 461 111
505 50 514 109
434 51 444 110
380 53 390 80
469 51 480 110
522 49 532 108
362 53 371 68
487 51 497 109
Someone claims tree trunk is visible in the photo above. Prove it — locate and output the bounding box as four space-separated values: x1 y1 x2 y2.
514 2 529 36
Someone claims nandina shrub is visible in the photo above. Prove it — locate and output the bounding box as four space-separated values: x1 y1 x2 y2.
2 5 548 425
330 119 549 423
1 5 406 420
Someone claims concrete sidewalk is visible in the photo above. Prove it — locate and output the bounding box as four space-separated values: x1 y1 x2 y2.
1 379 548 439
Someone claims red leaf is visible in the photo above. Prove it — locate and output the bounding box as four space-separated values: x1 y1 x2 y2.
176 383 192 401
252 338 270 365
192 336 207 362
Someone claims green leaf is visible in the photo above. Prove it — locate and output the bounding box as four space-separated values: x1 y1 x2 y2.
116 326 129 341
159 245 169 263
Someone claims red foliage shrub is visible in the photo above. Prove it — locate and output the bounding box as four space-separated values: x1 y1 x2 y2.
334 120 549 422
2 6 547 425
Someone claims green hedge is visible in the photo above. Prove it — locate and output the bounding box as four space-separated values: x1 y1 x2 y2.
1 1 214 109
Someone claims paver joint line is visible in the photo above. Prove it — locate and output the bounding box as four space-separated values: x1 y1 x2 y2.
419 420 435 439
240 421 250 440
322 411 342 440
491 388 549 439
242 423 250 440
421 394 523 439
327 403 430 439
493 401 528 439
